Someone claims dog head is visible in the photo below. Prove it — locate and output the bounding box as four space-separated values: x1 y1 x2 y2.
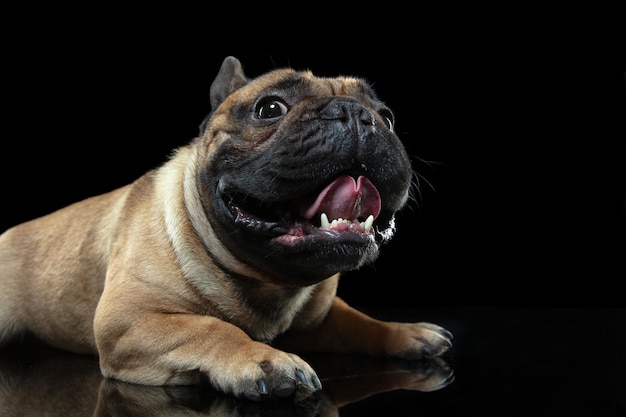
196 56 413 285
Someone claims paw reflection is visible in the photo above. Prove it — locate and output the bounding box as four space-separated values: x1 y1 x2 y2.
96 355 454 416
304 353 454 409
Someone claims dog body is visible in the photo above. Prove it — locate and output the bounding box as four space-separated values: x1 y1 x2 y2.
0 56 452 400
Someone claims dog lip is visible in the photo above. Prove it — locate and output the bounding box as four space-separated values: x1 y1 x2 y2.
274 227 373 246
228 202 287 236
227 199 376 242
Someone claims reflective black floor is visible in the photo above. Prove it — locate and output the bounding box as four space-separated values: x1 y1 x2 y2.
1 307 624 416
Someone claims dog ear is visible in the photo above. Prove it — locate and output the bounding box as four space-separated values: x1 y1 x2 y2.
209 56 249 110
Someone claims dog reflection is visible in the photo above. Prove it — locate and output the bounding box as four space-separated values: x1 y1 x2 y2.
0 346 453 416
0 345 101 416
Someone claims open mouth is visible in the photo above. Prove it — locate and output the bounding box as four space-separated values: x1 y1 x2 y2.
225 176 382 243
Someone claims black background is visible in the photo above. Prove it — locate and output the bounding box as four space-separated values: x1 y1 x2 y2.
2 11 624 309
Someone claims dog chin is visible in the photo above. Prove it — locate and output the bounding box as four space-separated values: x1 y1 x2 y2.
261 239 381 285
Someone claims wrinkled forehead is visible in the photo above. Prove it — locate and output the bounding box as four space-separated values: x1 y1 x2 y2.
231 68 378 104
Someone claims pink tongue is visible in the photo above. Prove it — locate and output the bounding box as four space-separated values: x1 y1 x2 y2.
296 176 381 221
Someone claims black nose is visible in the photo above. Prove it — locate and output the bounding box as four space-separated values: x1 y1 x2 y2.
320 99 375 134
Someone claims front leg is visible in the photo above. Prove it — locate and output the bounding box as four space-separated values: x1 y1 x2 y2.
275 297 453 359
95 312 322 401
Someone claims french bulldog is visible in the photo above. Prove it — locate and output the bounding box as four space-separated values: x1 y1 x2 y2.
0 56 452 401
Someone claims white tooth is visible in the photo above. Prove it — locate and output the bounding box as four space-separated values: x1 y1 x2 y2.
320 213 329 230
364 215 374 232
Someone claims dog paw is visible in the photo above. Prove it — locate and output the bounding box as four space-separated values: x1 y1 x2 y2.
207 343 322 401
240 366 322 402
384 322 453 359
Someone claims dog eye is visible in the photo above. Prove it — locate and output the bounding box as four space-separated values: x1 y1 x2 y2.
256 97 289 119
378 108 395 131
